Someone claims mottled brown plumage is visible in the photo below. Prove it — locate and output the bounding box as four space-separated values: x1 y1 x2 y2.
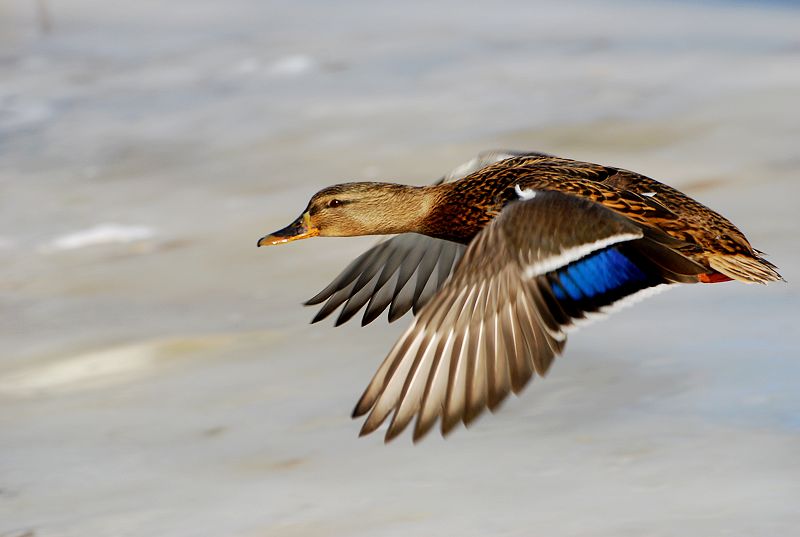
418 155 774 278
258 151 782 442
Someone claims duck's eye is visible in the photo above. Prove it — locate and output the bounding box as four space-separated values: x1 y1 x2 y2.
327 199 343 208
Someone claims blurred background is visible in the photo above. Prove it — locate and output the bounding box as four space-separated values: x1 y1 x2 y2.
2 0 799 535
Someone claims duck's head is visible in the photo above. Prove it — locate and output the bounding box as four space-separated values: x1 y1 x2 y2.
257 182 429 246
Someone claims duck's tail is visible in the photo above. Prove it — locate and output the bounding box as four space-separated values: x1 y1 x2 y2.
706 253 783 284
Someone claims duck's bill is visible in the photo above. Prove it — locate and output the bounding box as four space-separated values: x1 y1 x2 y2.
257 212 319 246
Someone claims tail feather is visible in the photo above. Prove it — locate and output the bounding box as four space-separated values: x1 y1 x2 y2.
708 254 783 284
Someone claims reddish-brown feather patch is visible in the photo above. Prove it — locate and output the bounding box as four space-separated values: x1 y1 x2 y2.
698 273 733 283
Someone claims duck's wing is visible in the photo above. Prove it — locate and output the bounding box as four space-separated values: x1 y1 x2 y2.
508 157 783 283
305 150 552 327
353 190 707 442
305 234 466 326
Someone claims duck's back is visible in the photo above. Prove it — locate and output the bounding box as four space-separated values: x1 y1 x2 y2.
443 156 781 284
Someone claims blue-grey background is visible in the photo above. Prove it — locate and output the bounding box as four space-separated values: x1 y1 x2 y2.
1 1 799 535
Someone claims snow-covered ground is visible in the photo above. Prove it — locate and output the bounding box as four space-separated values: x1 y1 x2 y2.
1 1 799 535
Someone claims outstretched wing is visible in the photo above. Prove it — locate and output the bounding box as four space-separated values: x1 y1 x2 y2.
305 234 464 326
305 150 552 326
353 190 706 442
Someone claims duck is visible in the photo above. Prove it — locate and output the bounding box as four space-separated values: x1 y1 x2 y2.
257 151 782 443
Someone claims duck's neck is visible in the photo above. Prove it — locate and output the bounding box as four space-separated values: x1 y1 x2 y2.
366 182 495 243
368 183 441 235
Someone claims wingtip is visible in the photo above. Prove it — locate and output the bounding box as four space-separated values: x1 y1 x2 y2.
303 294 326 306
462 405 486 428
351 398 370 419
387 304 407 323
334 304 363 327
361 309 381 327
384 424 403 444
440 414 461 438
309 310 327 324
359 417 382 437
412 417 437 444
486 395 506 414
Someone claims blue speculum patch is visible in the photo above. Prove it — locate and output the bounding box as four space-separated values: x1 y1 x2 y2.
551 247 647 301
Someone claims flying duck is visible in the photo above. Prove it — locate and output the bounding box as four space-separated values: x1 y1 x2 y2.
258 151 782 442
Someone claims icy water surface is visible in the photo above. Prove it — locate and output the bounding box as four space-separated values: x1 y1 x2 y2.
2 0 800 536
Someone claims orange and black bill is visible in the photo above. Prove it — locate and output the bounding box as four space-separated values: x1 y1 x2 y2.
257 211 319 247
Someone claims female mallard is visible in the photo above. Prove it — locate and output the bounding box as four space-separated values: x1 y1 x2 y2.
258 151 782 442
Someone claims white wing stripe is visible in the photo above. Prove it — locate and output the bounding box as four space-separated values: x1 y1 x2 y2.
561 284 671 334
523 232 642 278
